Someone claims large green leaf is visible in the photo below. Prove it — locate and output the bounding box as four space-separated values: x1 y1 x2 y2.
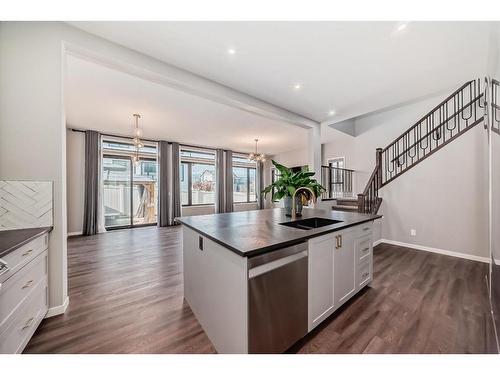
262 160 326 200
271 160 291 177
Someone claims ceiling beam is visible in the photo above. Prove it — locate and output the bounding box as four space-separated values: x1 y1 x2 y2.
63 28 319 130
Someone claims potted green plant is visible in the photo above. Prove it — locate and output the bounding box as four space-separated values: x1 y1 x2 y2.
262 160 326 216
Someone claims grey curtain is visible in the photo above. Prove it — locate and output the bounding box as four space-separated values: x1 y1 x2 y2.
215 149 225 214
83 130 99 235
224 150 234 213
256 161 265 209
215 149 233 213
158 141 181 226
170 142 181 225
158 141 170 227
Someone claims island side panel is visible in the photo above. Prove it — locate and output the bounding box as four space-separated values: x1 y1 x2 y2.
182 226 248 353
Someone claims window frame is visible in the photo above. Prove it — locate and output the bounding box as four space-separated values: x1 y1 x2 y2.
181 149 216 207
101 137 159 230
233 165 257 204
102 153 158 230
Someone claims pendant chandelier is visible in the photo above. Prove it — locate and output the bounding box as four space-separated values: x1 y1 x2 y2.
132 113 144 167
248 139 266 162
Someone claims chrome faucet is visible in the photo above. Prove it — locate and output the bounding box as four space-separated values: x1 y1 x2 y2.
291 187 317 220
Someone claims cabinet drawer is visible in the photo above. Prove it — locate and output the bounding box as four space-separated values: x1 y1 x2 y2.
0 278 48 353
0 251 48 328
358 259 372 287
356 222 373 238
356 236 372 261
0 233 48 283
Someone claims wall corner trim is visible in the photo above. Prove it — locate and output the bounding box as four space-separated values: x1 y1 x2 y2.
45 296 69 318
67 231 83 237
374 239 490 264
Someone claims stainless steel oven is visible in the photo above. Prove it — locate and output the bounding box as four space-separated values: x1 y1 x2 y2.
248 242 308 353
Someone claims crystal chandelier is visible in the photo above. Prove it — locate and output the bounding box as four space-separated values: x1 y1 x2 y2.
132 113 144 167
248 139 266 162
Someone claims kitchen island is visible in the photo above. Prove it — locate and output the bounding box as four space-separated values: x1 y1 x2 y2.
176 208 381 353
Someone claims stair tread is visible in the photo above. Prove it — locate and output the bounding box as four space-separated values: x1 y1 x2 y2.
336 199 358 205
332 204 358 211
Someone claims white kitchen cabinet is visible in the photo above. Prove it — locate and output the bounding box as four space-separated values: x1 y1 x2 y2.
308 222 374 333
0 232 49 354
308 233 335 331
333 229 356 307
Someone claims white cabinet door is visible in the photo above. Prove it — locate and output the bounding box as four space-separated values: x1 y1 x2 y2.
308 234 335 331
334 229 356 307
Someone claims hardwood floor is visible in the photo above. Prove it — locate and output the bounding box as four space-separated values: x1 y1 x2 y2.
25 227 497 354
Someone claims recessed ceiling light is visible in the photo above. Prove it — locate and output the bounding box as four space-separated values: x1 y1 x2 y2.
294 84 302 90
227 48 236 55
397 23 408 32
393 22 410 35
328 110 336 116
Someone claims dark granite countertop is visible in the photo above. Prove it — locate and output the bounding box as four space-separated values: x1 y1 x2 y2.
176 208 381 257
0 227 52 258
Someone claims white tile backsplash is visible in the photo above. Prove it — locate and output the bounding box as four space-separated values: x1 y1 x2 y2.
0 180 53 231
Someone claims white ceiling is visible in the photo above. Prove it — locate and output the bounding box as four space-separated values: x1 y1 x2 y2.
65 55 308 154
69 21 492 123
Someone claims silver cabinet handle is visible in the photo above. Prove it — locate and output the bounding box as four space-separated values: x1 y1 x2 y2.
22 249 33 257
0 259 9 277
339 235 342 248
362 227 370 231
22 317 34 330
362 272 369 278
362 247 370 253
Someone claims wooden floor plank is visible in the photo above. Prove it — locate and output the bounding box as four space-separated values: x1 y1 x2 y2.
24 227 496 354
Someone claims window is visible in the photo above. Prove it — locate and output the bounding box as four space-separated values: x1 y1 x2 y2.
233 156 256 203
181 149 216 206
102 139 158 229
328 157 345 196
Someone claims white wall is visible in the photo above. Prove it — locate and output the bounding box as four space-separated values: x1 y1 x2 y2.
322 92 489 259
0 22 69 310
270 147 309 169
66 130 85 234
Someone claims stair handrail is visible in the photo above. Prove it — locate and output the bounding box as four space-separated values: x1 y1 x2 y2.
321 165 355 199
381 78 484 186
383 80 479 152
357 148 382 214
357 78 485 214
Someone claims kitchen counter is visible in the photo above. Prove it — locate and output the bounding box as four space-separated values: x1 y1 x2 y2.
176 208 381 257
0 227 52 258
179 207 381 353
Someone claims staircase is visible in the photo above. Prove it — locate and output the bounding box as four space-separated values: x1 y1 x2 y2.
332 197 359 212
338 78 487 214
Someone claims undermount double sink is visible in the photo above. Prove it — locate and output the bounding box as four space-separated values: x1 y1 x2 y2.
279 217 343 230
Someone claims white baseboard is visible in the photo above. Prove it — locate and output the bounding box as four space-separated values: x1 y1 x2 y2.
67 231 82 237
45 296 69 318
374 239 490 264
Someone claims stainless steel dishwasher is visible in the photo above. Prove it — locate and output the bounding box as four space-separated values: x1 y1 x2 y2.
247 241 308 353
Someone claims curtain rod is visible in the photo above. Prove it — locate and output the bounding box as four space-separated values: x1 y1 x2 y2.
70 128 252 156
